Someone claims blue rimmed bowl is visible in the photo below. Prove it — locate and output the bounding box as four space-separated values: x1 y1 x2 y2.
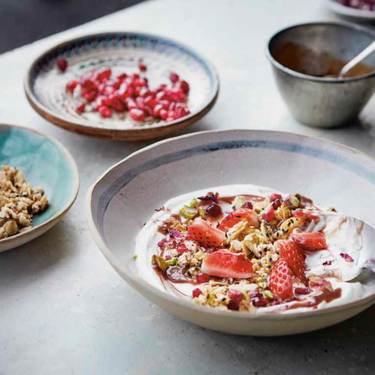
0 124 79 252
86 129 375 336
24 32 219 141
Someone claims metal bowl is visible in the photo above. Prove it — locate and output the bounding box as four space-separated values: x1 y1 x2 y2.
266 22 375 128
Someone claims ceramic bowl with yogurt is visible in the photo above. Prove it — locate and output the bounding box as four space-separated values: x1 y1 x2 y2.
86 129 375 336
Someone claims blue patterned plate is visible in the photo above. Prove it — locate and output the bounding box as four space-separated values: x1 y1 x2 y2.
24 32 219 141
0 124 79 252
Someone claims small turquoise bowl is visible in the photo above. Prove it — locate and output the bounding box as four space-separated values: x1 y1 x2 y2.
0 124 79 252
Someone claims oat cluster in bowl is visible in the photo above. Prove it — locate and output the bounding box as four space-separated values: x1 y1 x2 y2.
0 165 48 239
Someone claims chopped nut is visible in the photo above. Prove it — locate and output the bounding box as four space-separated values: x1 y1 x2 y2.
0 165 48 239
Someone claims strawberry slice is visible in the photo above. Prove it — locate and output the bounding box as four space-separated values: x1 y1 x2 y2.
269 259 294 301
218 208 259 231
276 240 306 284
201 251 253 278
188 217 225 247
291 232 328 251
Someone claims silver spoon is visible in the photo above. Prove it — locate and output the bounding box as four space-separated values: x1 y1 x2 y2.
338 40 375 78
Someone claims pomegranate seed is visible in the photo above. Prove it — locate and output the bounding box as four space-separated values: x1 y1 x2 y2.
175 104 189 119
83 90 97 102
138 62 147 72
81 79 97 90
125 99 137 110
153 104 163 117
98 83 107 94
130 108 145 121
170 72 179 83
103 86 115 96
270 193 282 202
179 80 190 93
248 291 262 299
227 300 239 311
98 106 112 118
133 78 147 87
168 110 175 119
66 80 79 93
168 89 185 102
56 58 68 72
131 73 140 80
76 103 86 113
272 198 283 210
139 87 149 97
228 289 243 303
295 287 311 295
144 106 153 117
111 97 126 112
144 96 155 108
159 100 170 110
136 97 145 110
192 288 203 298
159 109 168 120
244 202 253 209
169 102 176 111
117 73 128 80
197 273 210 284
156 84 167 93
261 208 275 222
101 97 112 107
96 69 112 81
156 91 168 100
252 297 270 307
126 86 135 98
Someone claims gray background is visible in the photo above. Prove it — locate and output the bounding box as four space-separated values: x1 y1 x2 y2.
1 0 375 374
0 0 144 53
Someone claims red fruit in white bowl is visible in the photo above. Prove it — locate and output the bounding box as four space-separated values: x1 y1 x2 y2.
201 251 253 279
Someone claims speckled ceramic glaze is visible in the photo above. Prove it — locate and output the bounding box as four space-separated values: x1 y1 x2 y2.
0 124 79 252
86 130 375 336
24 32 219 141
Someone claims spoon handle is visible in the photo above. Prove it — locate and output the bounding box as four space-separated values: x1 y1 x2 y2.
339 40 375 78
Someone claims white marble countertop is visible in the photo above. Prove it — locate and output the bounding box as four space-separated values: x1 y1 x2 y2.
1 1 375 374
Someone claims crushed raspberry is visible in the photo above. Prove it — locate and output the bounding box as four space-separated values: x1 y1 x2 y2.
228 289 243 303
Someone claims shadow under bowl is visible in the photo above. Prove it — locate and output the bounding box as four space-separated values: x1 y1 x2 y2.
266 22 375 128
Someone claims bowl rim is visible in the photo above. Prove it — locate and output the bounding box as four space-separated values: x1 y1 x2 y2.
0 123 80 245
326 0 375 20
23 31 220 140
266 21 375 83
86 128 375 322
